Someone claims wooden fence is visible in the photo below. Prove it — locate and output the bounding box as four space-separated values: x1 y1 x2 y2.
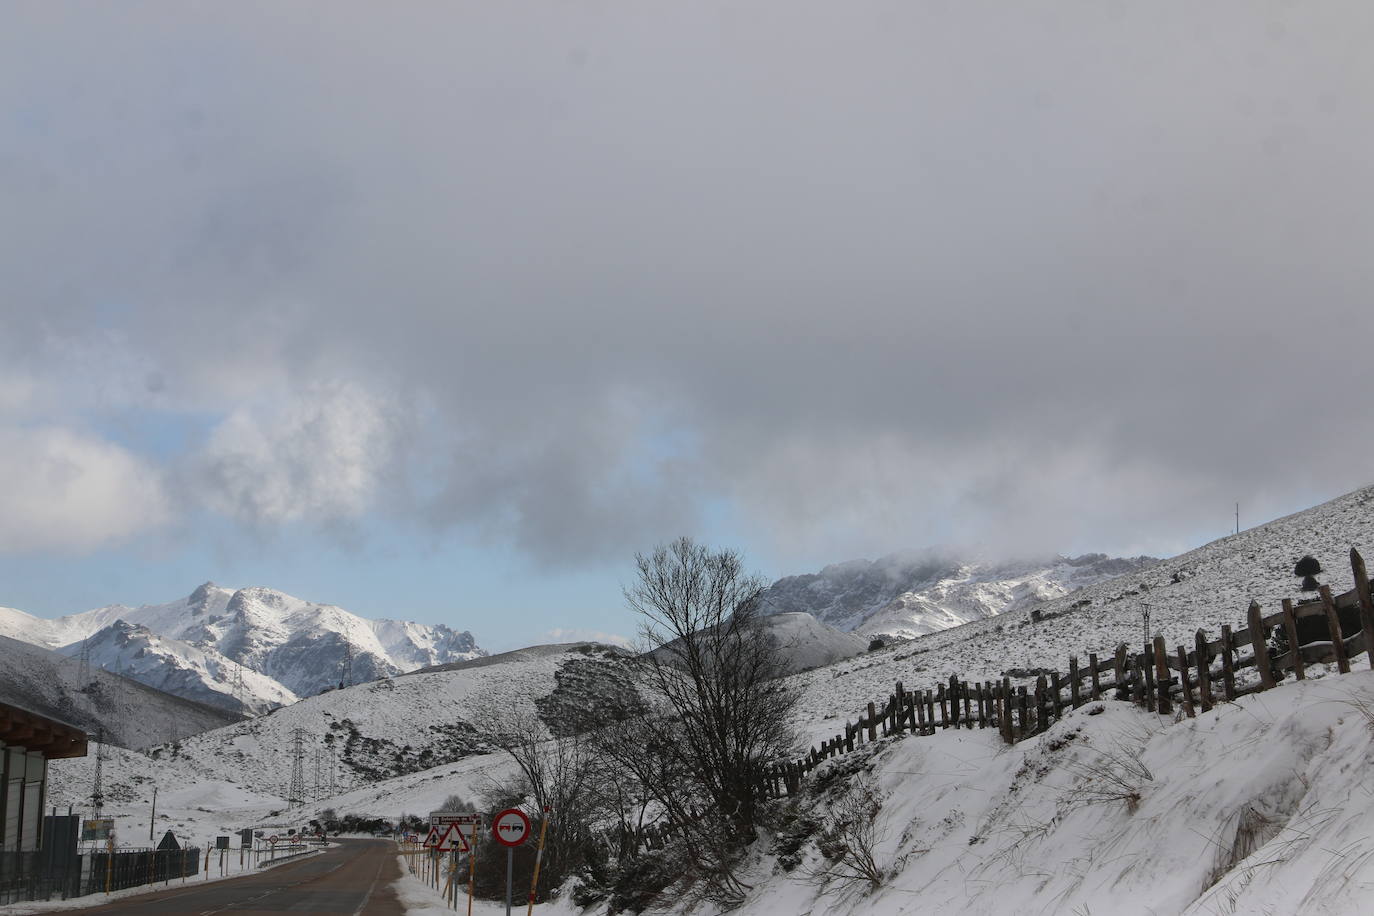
758 547 1374 800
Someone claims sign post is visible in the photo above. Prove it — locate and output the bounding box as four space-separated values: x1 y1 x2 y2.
492 808 531 916
430 811 481 913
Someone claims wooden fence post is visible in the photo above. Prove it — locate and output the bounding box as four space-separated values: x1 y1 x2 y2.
1114 644 1129 699
1220 625 1236 701
926 690 935 734
1017 685 1030 739
948 676 960 729
1249 601 1276 689
1142 647 1156 712
938 685 948 729
1176 645 1195 718
1005 678 1016 741
1069 657 1081 708
1034 675 1049 733
1195 630 1214 711
1152 635 1172 715
1088 653 1100 700
963 680 973 725
1281 599 1304 680
1353 548 1374 670
867 702 878 742
1130 654 1145 707
895 682 906 733
1050 672 1063 716
1319 585 1350 674
976 683 986 728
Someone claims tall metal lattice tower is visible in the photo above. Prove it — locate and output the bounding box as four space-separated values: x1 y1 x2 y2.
329 746 338 796
287 728 307 808
312 748 321 801
90 728 106 818
77 636 92 687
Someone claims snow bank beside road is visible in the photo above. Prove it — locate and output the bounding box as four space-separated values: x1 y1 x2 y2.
714 671 1374 916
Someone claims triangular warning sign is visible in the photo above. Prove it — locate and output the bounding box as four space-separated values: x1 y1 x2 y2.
434 824 470 853
422 826 442 848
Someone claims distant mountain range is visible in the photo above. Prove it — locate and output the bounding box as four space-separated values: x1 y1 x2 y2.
762 551 1159 639
0 583 485 714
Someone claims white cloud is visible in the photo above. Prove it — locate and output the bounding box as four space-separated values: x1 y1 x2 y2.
194 381 405 525
0 426 168 551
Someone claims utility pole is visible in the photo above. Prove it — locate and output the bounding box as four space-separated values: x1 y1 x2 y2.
149 786 158 842
288 728 306 808
1235 502 1239 536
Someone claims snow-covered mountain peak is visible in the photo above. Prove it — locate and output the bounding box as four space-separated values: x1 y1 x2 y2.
0 583 487 714
764 550 1159 638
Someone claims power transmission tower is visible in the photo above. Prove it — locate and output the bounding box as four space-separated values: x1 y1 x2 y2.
313 748 321 801
77 637 92 688
329 746 338 796
90 728 106 818
288 728 306 808
231 664 246 710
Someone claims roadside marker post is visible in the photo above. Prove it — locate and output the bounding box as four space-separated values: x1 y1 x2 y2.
527 806 551 916
492 808 532 916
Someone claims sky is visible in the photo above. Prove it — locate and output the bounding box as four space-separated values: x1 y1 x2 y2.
2 2 1372 651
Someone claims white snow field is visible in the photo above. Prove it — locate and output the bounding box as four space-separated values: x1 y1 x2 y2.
693 670 1374 916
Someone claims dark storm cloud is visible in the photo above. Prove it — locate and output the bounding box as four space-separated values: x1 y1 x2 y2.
3 1 1371 563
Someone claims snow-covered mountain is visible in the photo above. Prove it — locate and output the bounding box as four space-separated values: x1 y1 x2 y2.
762 551 1158 638
1 583 486 713
0 634 240 749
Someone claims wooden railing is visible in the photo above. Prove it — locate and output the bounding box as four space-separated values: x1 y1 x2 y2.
758 547 1374 799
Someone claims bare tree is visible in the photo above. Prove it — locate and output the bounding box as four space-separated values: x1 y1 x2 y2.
608 537 797 904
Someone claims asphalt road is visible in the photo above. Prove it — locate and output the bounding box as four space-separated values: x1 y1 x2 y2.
69 838 406 915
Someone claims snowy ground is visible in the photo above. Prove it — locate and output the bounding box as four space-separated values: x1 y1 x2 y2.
671 669 1374 916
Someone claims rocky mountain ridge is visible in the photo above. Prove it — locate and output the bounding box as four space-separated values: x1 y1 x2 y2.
0 583 485 714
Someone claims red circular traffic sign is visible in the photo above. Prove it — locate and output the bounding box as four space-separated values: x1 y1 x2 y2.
492 808 531 847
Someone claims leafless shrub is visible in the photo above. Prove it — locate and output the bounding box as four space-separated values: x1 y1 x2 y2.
808 777 887 891
1059 730 1154 814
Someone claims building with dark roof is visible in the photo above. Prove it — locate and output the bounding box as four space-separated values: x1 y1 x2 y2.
1 701 87 854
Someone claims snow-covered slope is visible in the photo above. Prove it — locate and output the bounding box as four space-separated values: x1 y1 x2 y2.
761 612 870 672
764 551 1158 638
788 483 1374 746
56 620 298 714
700 670 1374 916
0 634 240 749
1 582 486 711
158 642 635 799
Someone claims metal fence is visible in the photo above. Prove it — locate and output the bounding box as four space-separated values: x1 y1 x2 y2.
0 847 201 905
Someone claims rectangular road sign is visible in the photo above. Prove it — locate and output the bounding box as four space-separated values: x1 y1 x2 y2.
429 812 481 826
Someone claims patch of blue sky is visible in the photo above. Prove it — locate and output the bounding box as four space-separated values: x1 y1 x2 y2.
84 405 222 462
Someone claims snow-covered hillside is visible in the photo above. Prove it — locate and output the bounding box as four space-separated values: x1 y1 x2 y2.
696 670 1374 916
132 642 634 799
0 634 240 749
788 484 1374 747
763 551 1158 638
1 582 486 712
